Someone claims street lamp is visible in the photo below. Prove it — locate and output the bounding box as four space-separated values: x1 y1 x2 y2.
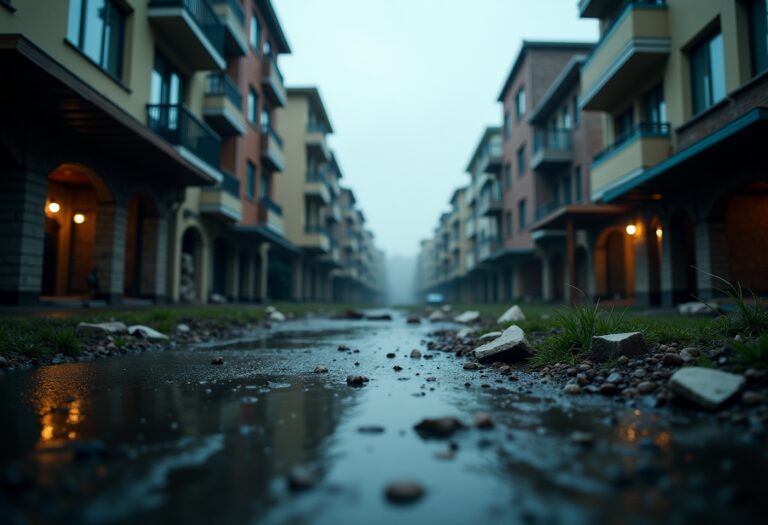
47 200 60 214
625 224 637 236
73 213 86 224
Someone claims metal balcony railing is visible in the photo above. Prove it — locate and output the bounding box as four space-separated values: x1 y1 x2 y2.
149 0 224 51
534 128 573 153
307 121 331 134
593 121 670 164
260 196 283 216
261 123 284 148
212 0 244 26
146 103 221 168
205 73 242 109
219 170 240 197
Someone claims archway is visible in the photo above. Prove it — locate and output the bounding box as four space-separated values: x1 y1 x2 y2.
550 253 565 301
669 209 697 303
42 163 113 298
594 226 634 301
123 192 159 298
180 227 203 303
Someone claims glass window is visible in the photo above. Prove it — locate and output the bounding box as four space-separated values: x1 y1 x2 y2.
263 39 272 56
749 0 768 77
562 107 572 130
260 172 269 200
248 88 258 124
572 95 580 126
644 83 667 124
517 145 526 177
515 88 526 119
503 111 511 140
150 53 184 105
250 13 261 51
574 166 583 202
504 163 512 190
246 161 256 198
67 0 126 79
615 106 635 138
261 108 271 131
505 212 513 238
690 31 726 114
518 200 527 231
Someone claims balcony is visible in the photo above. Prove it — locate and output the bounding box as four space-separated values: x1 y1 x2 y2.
324 202 342 223
147 0 225 71
465 219 476 238
306 122 332 161
258 197 284 235
200 170 242 222
146 104 221 179
211 0 247 57
532 128 573 171
203 73 246 136
319 242 342 267
581 0 670 111
260 124 285 172
304 172 331 204
261 55 287 107
591 122 671 200
477 238 501 262
478 186 503 217
477 138 504 174
303 224 331 252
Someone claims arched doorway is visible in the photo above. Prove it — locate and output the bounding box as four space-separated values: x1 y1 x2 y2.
550 253 564 301
669 209 697 303
42 163 113 299
594 226 634 301
180 227 203 303
123 192 159 298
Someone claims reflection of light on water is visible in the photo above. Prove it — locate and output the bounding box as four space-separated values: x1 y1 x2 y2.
66 399 82 425
40 423 54 441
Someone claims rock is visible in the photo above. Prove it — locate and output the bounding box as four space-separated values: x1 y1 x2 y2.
678 301 718 315
441 305 452 312
269 310 286 322
176 323 191 333
474 413 494 429
410 349 422 359
211 356 224 365
314 366 329 374
473 325 531 364
463 362 480 370
340 310 365 320
606 372 623 384
346 375 369 386
428 311 446 322
742 391 767 406
563 384 581 395
497 305 526 324
358 425 385 434
386 352 396 358
669 367 746 409
570 431 594 447
393 365 403 372
265 306 276 314
0 355 8 368
637 381 657 394
366 313 393 321
128 325 169 341
599 383 617 395
456 328 476 339
76 322 127 337
454 310 480 324
385 481 425 504
414 417 465 438
287 466 317 492
479 331 502 341
662 353 684 367
406 316 421 324
590 332 647 362
210 293 227 304
338 345 350 352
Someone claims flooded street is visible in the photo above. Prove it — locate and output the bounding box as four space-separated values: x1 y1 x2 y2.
1 312 767 525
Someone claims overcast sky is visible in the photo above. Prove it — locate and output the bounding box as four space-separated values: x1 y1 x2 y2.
273 0 598 258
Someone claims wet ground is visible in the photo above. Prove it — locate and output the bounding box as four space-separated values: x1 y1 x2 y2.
1 312 767 525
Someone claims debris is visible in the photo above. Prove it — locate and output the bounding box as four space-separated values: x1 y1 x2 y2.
497 305 526 324
590 332 647 361
473 325 531 363
669 367 745 409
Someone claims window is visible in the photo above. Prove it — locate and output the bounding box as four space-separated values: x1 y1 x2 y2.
67 0 126 79
562 175 572 205
572 95 580 126
615 106 634 139
690 31 726 115
503 111 511 140
515 88 526 119
644 83 667 124
261 107 271 131
263 39 272 56
517 145 526 177
505 212 513 238
561 107 572 130
248 88 258 124
749 0 768 77
504 163 512 190
246 161 256 199
150 53 184 105
574 166 583 202
250 13 261 51
518 200 527 231
260 171 269 200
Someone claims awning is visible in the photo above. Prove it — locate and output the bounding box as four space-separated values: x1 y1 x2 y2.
530 204 628 231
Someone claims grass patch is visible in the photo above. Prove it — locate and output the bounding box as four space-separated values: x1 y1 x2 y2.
730 334 768 367
0 320 81 358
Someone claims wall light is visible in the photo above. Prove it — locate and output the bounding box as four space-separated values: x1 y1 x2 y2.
625 224 637 236
73 213 86 224
656 227 663 239
47 200 61 214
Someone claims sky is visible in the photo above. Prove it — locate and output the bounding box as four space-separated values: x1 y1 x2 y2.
272 0 599 259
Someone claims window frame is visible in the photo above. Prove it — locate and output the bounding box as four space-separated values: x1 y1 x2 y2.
689 30 726 115
246 161 256 199
66 0 127 80
748 0 768 77
515 87 526 120
517 144 526 178
248 87 259 125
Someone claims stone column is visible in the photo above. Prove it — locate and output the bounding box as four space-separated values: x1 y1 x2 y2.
139 215 168 302
292 258 303 301
94 201 126 304
633 226 651 307
259 242 271 302
695 221 729 301
226 246 240 301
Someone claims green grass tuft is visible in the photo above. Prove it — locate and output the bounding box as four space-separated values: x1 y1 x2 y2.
730 334 768 367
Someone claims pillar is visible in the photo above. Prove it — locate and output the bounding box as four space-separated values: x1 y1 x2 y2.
695 220 729 301
139 215 168 302
292 258 303 301
94 201 126 304
258 242 271 302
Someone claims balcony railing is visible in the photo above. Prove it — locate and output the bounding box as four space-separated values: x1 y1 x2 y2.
305 224 329 235
149 0 224 51
261 124 284 149
219 170 240 197
534 128 572 153
603 0 666 37
212 0 244 26
593 121 670 164
146 104 221 168
534 197 573 222
260 196 282 215
307 122 331 134
205 73 242 109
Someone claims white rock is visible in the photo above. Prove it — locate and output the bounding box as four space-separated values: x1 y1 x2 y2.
669 367 745 409
454 310 480 324
497 305 526 324
441 305 452 313
210 293 227 304
677 302 718 315
456 328 476 339
269 311 286 322
128 325 169 341
473 325 531 363
590 332 647 361
76 322 128 337
429 310 446 322
479 331 502 341
176 323 191 333
265 306 277 314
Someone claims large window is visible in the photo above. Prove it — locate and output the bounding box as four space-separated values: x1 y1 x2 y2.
515 88 526 119
150 53 184 105
749 0 768 77
260 172 270 200
246 161 256 199
574 166 583 202
248 88 258 124
67 0 126 79
518 200 527 231
517 145 526 178
690 31 726 115
644 83 667 124
250 13 261 51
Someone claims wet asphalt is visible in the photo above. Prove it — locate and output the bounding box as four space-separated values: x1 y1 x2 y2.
1 311 767 525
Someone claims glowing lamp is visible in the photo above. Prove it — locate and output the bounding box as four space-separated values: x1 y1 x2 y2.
73 213 86 224
656 227 663 239
625 224 637 236
47 200 60 214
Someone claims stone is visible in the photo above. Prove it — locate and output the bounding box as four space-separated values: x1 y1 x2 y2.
269 311 286 322
454 310 481 324
385 481 425 504
176 324 191 333
669 367 746 409
590 332 647 362
606 372 622 384
386 352 396 358
563 384 581 395
314 366 329 374
473 325 531 364
410 349 422 359
570 431 594 446
265 306 276 314
463 362 480 370
414 417 465 438
393 365 403 372
474 413 494 429
406 315 421 324
599 383 617 395
479 331 502 341
346 375 369 386
287 466 317 492
338 345 350 352
662 353 684 367
211 356 224 365
366 313 393 321
497 305 526 324
637 381 657 394
428 311 446 322
76 322 128 337
0 355 8 368
678 302 718 315
456 328 476 339
128 325 169 341
742 391 767 406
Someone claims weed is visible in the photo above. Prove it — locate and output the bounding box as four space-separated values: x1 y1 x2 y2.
695 268 768 337
730 335 768 367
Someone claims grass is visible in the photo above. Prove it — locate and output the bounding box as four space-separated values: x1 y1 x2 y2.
730 335 768 367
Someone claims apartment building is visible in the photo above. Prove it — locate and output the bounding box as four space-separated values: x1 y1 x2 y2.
578 0 768 305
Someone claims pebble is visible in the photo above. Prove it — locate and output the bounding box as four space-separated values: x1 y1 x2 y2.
346 375 369 386
211 357 224 365
410 349 422 359
617 356 629 365
474 413 494 429
386 353 396 358
414 417 465 438
287 466 317 492
742 391 767 406
563 384 582 395
637 381 657 394
662 353 684 367
393 365 403 372
599 383 617 395
570 431 594 447
338 345 350 352
385 481 425 504
606 373 622 384
313 366 329 374
463 362 480 370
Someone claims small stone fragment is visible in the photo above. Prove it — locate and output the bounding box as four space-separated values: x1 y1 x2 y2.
287 466 317 492
410 349 422 359
338 345 350 352
393 365 403 372
669 367 745 410
346 375 369 386
662 353 684 367
414 417 465 438
385 481 425 504
742 391 767 406
386 352 396 358
463 362 480 370
314 366 329 374
211 356 224 365
563 384 581 395
590 332 647 362
474 413 494 429
599 383 617 395
637 381 656 394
